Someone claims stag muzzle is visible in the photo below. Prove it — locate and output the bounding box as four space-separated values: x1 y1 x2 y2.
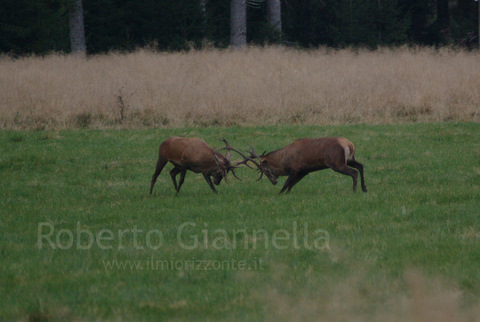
268 175 278 185
255 168 277 185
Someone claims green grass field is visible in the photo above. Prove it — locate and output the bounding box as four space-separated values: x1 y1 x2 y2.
1 123 479 320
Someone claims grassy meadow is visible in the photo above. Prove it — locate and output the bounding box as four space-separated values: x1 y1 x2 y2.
1 123 480 320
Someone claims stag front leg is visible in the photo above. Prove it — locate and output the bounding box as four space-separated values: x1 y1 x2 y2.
203 174 217 194
177 170 187 192
286 172 307 193
170 167 182 192
279 173 297 194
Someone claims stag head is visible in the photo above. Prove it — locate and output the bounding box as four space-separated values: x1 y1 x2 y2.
247 146 278 185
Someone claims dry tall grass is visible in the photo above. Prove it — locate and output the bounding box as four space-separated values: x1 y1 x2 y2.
1 46 479 129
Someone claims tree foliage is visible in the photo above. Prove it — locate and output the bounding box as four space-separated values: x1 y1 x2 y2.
0 0 478 54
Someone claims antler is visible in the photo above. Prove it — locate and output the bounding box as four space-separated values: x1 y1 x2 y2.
247 145 267 181
219 139 267 182
218 138 255 182
248 145 261 159
219 138 260 169
230 168 242 181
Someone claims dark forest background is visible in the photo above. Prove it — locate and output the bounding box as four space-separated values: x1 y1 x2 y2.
0 0 479 55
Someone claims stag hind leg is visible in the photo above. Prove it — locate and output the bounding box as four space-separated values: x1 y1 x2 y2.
331 165 359 192
177 169 187 192
347 159 367 192
150 157 168 194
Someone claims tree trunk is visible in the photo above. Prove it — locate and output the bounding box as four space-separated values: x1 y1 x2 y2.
436 0 449 30
200 0 207 39
69 0 86 55
266 0 281 34
230 0 247 49
200 0 207 16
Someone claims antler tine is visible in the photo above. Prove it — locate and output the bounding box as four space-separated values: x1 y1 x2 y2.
248 145 263 160
235 158 256 169
219 138 230 148
230 168 242 181
256 169 264 181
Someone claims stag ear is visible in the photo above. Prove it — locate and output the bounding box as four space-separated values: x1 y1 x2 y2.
225 150 231 162
214 154 222 166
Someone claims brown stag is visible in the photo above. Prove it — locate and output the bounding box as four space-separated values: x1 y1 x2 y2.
149 137 244 194
247 137 368 194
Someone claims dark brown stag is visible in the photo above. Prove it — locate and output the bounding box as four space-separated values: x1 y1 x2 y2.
247 137 367 194
150 137 243 194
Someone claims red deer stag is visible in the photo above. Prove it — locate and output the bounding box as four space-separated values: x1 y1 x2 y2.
247 137 367 194
150 137 243 194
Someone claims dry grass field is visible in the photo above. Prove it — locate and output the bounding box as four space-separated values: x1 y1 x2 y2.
1 46 479 129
